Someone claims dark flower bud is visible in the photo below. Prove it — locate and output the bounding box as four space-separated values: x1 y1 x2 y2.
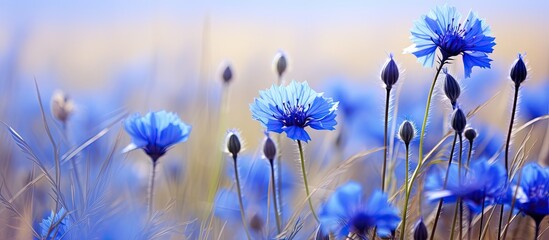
464 128 477 142
51 90 74 124
222 64 233 84
263 136 277 162
451 108 467 133
249 213 264 232
443 68 461 108
226 130 241 159
381 53 399 89
510 54 527 86
413 218 428 240
274 51 287 77
399 120 416 146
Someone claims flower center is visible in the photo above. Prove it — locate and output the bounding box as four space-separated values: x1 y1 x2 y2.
349 212 373 236
434 18 473 59
276 98 311 128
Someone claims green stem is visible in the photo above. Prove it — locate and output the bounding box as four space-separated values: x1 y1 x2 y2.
148 160 157 219
399 145 410 240
297 140 319 222
269 161 282 233
233 155 252 240
450 198 460 240
382 87 391 192
430 133 458 240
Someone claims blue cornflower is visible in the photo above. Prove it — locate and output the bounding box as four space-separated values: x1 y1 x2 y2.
510 163 549 223
123 111 191 161
405 5 496 78
319 182 400 238
39 208 70 240
425 159 507 214
250 81 338 142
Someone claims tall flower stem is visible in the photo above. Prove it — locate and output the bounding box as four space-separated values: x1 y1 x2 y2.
429 133 458 240
297 140 319 222
499 83 520 240
450 197 460 240
534 219 541 240
466 139 474 167
269 161 282 233
458 134 464 240
148 160 158 219
399 144 410 240
276 76 284 222
233 155 252 240
478 192 486 240
382 87 391 192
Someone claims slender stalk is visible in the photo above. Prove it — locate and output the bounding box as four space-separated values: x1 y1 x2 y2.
534 219 541 240
233 155 252 240
63 123 82 219
148 160 158 219
297 140 319 222
499 84 520 240
430 133 458 240
458 134 464 240
269 161 282 233
418 62 445 165
382 87 391 192
276 75 284 221
450 198 460 240
478 192 486 240
399 145 410 240
466 139 474 167
468 212 473 240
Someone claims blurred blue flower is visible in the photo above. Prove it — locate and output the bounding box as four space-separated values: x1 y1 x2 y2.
39 208 70 240
425 159 507 214
405 5 496 78
123 111 191 161
319 182 400 238
510 163 549 223
214 156 295 237
520 81 549 120
250 81 338 142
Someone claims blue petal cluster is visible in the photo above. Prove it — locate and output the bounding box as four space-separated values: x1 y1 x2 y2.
250 81 338 142
425 159 507 214
319 182 400 238
510 163 549 222
124 111 191 161
405 5 496 77
39 208 70 240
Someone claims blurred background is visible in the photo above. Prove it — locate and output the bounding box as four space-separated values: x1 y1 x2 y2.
0 1 548 239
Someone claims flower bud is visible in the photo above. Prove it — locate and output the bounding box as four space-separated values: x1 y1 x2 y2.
443 68 461 108
263 136 277 162
274 51 287 77
413 218 428 240
222 64 233 84
464 128 477 142
381 54 399 89
451 108 467 134
510 54 527 86
399 120 416 146
226 130 241 159
51 90 74 124
249 213 264 232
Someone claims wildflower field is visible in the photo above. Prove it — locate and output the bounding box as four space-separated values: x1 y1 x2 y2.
0 2 548 240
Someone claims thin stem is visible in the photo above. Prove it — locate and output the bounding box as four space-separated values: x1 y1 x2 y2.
233 155 252 240
534 219 541 240
468 212 473 240
450 198 460 240
276 75 284 221
499 84 519 240
459 134 463 240
418 62 445 166
382 87 391 192
466 140 474 167
430 133 458 240
297 140 319 222
478 191 486 240
147 160 157 219
399 145 410 240
269 161 282 233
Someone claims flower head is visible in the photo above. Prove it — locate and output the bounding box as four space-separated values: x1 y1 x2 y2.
510 54 527 86
124 111 191 161
426 159 507 214
405 5 496 78
319 182 400 238
250 81 338 142
39 208 70 240
510 163 549 222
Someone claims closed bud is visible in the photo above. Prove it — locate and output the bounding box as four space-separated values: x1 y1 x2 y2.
413 218 428 240
443 68 461 108
274 51 287 77
464 128 477 142
249 213 264 232
381 53 399 89
263 136 277 162
510 54 527 86
451 108 467 133
226 130 241 159
399 120 416 146
51 90 74 124
222 64 233 84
